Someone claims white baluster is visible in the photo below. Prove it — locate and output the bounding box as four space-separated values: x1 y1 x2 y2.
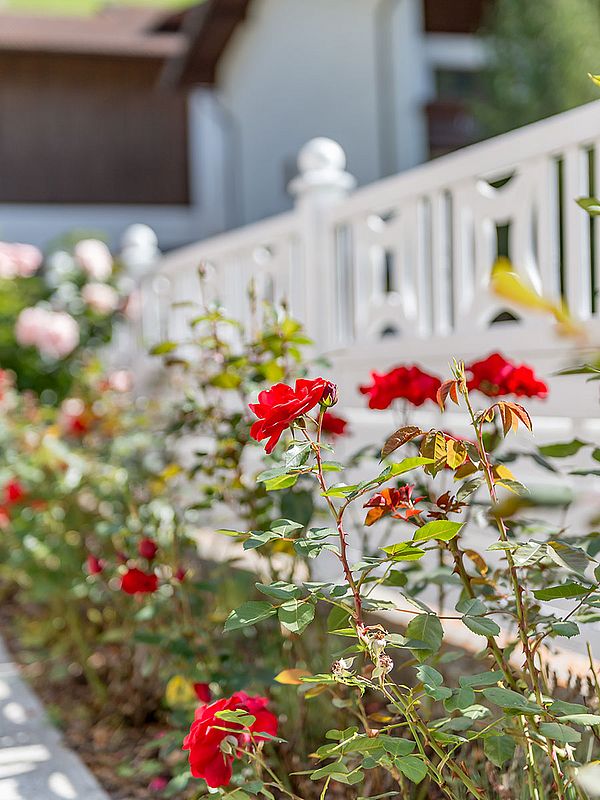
289 138 355 350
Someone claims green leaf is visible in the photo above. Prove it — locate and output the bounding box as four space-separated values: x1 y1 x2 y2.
455 597 487 616
387 457 434 477
482 687 542 714
444 687 476 711
381 542 426 561
405 614 443 661
534 582 590 601
256 581 303 601
538 439 588 457
550 621 579 638
459 670 504 688
484 735 516 767
547 541 591 576
577 196 600 216
215 709 256 727
278 600 315 633
150 341 177 355
224 601 276 631
539 722 581 744
394 755 427 784
415 665 443 688
557 713 600 726
378 736 416 756
462 616 501 637
413 520 464 543
270 519 304 536
264 474 298 491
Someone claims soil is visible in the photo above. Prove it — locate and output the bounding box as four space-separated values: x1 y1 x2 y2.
0 600 177 800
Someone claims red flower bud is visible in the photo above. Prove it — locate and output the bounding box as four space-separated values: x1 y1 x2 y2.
174 566 187 582
138 538 158 560
320 381 338 408
86 554 104 575
193 682 212 703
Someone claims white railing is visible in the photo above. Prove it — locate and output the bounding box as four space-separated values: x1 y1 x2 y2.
128 100 600 425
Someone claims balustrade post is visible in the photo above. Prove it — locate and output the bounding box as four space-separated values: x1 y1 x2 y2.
118 224 162 366
288 138 355 351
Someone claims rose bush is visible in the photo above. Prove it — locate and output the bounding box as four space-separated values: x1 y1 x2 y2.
3 236 600 799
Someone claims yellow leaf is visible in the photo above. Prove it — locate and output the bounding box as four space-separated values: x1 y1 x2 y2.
493 464 515 481
589 73 600 87
274 668 311 685
446 439 468 470
161 463 182 481
491 258 583 337
165 675 196 708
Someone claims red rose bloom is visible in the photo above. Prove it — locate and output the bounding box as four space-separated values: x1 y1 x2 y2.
249 377 330 453
120 567 158 594
86 554 104 575
4 479 24 505
321 411 348 436
466 353 548 399
360 365 441 409
193 682 212 703
183 692 277 788
138 538 158 560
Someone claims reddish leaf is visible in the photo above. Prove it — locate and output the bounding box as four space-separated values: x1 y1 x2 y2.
381 425 424 459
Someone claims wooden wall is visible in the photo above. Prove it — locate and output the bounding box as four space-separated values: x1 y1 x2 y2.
0 52 190 204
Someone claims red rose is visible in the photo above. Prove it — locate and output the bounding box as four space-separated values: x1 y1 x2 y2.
193 682 212 703
249 377 330 453
466 353 548 399
321 411 348 436
4 479 24 505
503 364 548 399
174 566 187 582
138 538 158 560
120 567 158 594
86 554 104 575
360 365 441 409
183 692 278 788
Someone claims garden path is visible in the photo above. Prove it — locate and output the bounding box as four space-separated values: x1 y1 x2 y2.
0 636 109 800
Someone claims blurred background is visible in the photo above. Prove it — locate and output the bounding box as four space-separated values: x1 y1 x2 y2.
0 0 598 251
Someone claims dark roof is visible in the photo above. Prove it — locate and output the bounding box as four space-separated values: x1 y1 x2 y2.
0 6 185 59
161 0 252 87
0 1 252 85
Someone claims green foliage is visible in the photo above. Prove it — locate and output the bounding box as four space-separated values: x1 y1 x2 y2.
475 0 600 136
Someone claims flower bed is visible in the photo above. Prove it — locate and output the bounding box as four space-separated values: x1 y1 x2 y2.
1 241 600 798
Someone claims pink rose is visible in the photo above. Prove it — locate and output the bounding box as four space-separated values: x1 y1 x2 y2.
15 307 79 359
74 239 113 281
82 282 119 315
108 370 133 393
0 242 43 279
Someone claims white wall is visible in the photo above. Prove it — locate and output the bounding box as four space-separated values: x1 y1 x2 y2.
216 0 385 224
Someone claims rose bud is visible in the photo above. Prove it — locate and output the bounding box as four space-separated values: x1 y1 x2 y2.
138 538 158 560
174 566 187 582
86 554 104 575
193 682 212 703
320 381 338 408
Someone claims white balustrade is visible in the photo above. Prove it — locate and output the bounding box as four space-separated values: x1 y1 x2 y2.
127 101 600 423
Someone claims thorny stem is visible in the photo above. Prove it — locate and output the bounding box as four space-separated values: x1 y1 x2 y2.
307 417 481 799
304 411 363 625
461 386 566 799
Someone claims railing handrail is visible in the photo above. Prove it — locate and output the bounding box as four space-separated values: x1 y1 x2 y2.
328 98 600 222
157 210 299 276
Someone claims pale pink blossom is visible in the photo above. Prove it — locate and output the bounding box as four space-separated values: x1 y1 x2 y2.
15 307 79 359
82 282 119 315
74 239 113 281
108 370 133 393
15 307 49 347
0 242 43 279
